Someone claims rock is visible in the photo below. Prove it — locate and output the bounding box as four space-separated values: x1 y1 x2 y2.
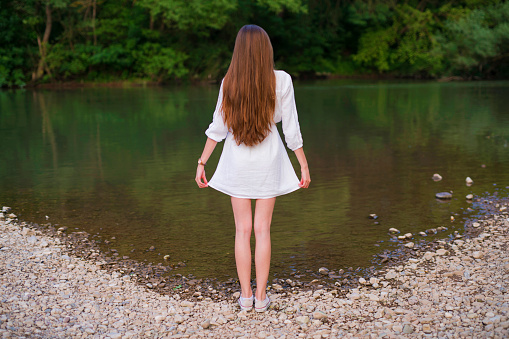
155 315 166 322
472 222 481 228
163 255 170 260
201 319 211 329
369 277 379 285
436 249 448 256
2 206 11 213
388 228 400 234
466 177 474 185
432 173 442 181
420 318 432 324
369 214 378 219
107 333 121 339
368 294 380 301
295 316 310 325
232 292 240 298
423 252 435 260
402 324 414 334
436 192 452 199
318 267 329 275
422 324 432 333
348 292 360 300
419 231 427 236
385 271 397 279
272 284 283 291
312 311 327 320
407 296 418 305
181 300 193 308
404 242 414 248
8 213 17 219
358 277 366 284
466 194 474 200
174 314 184 324
472 251 483 259
393 324 403 333
404 233 412 239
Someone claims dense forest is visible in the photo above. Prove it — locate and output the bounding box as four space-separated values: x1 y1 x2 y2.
1 0 508 87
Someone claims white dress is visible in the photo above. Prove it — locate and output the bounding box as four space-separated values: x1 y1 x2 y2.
205 70 303 199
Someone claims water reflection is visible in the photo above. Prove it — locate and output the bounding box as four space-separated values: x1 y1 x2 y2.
0 81 508 280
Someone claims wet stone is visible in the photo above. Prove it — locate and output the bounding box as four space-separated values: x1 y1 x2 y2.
436 192 452 199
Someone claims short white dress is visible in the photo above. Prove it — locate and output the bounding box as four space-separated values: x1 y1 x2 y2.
205 70 303 199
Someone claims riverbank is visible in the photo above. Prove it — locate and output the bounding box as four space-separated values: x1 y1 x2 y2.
8 74 480 90
1 198 508 338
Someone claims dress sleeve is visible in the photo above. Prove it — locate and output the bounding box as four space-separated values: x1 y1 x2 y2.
205 81 229 142
281 73 304 151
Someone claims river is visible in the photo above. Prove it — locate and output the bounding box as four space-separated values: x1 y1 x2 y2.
1 79 508 281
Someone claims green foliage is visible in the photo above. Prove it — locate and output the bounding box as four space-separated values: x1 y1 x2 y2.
255 0 307 14
353 4 442 76
435 1 509 77
0 3 35 87
136 0 238 31
1 0 509 86
133 43 188 81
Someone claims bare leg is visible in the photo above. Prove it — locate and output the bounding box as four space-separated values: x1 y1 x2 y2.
231 197 253 298
253 197 276 301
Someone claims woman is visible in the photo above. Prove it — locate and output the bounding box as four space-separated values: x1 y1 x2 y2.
195 25 310 313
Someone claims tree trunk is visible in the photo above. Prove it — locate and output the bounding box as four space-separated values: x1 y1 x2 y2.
33 4 52 81
92 0 97 46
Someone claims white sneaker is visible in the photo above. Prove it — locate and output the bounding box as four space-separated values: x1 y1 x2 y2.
254 296 270 312
238 294 253 311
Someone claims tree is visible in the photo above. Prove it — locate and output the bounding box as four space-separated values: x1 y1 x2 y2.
435 1 509 77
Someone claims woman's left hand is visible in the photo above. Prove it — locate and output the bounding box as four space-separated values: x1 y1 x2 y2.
195 165 208 188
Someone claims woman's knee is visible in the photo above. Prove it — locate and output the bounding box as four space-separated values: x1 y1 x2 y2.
254 223 271 238
236 222 252 237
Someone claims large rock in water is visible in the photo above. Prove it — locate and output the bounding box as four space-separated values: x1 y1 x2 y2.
436 192 452 199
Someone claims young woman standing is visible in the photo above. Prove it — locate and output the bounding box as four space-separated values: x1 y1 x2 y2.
195 25 310 312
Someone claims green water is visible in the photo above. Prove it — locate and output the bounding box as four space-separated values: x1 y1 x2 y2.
1 80 509 280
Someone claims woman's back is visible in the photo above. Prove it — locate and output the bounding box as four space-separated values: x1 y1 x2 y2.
205 70 303 199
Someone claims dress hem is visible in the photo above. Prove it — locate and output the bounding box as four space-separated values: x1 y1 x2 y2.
208 183 300 200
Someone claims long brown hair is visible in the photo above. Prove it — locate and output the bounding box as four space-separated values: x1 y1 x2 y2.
221 25 276 147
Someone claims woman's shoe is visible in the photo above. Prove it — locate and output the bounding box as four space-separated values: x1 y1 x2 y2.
254 295 271 312
238 294 254 311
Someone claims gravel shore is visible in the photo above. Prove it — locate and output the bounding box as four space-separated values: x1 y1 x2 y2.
1 199 508 338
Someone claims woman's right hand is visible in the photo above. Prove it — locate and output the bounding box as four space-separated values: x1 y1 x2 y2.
195 165 208 188
293 147 310 188
299 166 311 188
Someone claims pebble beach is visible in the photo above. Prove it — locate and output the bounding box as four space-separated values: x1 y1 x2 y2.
1 198 509 338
